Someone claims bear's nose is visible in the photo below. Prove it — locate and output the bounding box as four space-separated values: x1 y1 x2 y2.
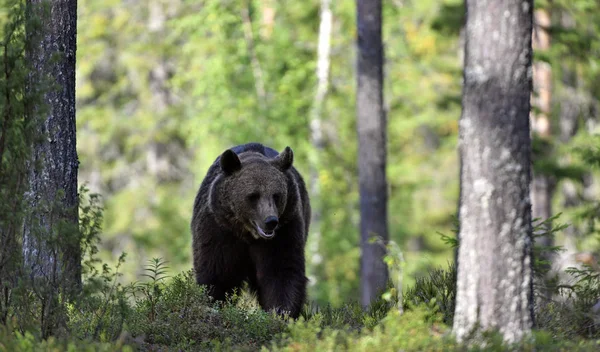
264 216 279 231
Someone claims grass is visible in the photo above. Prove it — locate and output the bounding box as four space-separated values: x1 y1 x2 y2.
2 259 599 351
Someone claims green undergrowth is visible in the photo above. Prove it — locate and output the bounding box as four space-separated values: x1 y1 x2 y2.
2 260 600 351
0 195 598 351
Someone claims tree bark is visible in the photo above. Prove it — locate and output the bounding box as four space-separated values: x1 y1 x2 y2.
23 0 80 308
307 0 332 282
454 0 534 344
356 0 388 308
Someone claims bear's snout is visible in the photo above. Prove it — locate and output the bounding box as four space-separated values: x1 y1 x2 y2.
264 216 279 232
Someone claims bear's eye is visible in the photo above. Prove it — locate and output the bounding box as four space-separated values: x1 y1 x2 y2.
273 193 282 203
247 193 260 203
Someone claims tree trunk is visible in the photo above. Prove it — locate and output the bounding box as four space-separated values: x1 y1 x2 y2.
454 0 534 344
240 1 266 110
530 8 554 252
23 0 79 316
307 0 332 283
356 0 388 308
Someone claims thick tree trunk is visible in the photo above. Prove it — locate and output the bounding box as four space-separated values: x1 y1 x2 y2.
23 0 80 308
454 0 534 344
356 0 388 308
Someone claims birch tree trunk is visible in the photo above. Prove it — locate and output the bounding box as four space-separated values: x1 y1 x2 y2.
307 0 332 281
240 1 266 110
454 0 535 343
356 0 388 308
23 0 80 323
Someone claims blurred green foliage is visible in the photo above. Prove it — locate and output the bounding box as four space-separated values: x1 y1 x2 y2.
73 0 600 307
75 0 468 307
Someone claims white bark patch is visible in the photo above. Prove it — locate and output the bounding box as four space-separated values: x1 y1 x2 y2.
474 178 494 210
464 65 488 84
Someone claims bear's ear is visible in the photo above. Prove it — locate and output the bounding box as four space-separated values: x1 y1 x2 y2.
272 146 293 171
220 149 242 175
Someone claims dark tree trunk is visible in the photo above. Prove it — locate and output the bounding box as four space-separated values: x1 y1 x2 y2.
454 0 535 343
23 0 80 312
356 0 388 308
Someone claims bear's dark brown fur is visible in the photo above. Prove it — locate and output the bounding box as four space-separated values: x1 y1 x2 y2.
191 143 310 318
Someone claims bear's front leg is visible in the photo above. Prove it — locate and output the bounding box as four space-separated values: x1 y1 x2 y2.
249 236 308 318
194 237 251 303
196 270 229 302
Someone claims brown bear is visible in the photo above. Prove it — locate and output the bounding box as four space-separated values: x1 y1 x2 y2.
191 143 310 318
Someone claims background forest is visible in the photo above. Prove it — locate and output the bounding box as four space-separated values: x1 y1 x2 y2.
75 0 599 306
77 0 465 306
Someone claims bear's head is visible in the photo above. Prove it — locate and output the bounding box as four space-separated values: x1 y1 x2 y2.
215 146 294 240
